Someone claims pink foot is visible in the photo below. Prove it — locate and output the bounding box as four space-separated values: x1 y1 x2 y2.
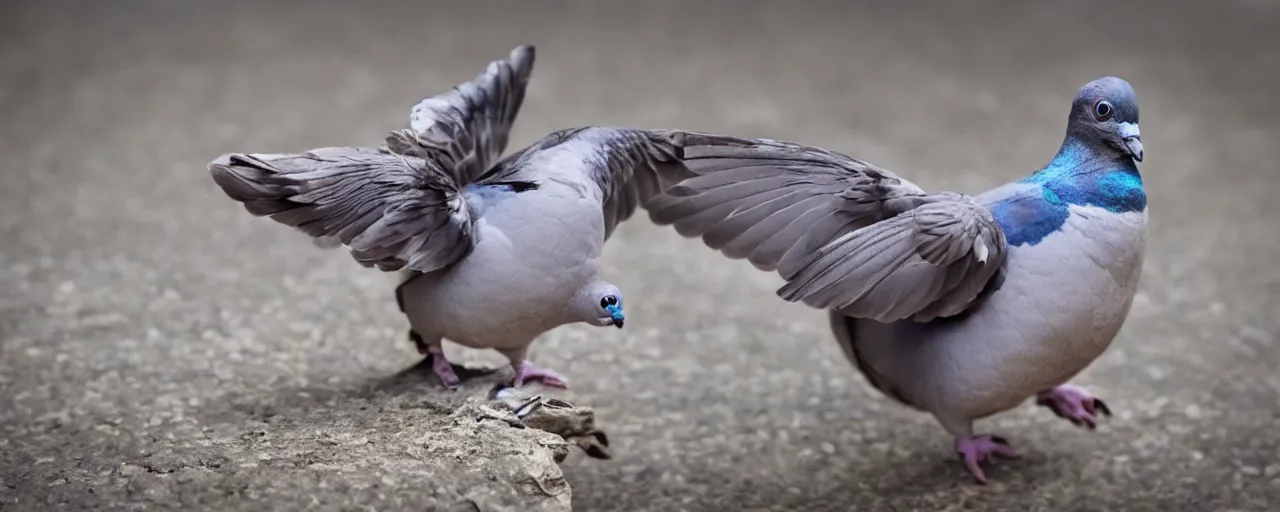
426 346 461 389
1036 384 1112 429
512 361 569 389
954 435 1020 485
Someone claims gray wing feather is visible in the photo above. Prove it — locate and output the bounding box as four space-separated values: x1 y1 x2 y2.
384 45 535 186
648 132 929 271
208 45 537 273
208 148 472 273
650 132 1009 322
776 196 1007 323
591 129 691 239
495 127 691 240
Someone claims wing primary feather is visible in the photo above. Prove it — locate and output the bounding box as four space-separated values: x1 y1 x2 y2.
644 131 1014 323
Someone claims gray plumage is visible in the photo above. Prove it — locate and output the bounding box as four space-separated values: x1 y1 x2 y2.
208 45 690 389
648 135 1007 323
648 77 1147 484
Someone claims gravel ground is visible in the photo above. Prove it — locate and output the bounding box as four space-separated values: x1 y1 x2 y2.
2 0 1278 510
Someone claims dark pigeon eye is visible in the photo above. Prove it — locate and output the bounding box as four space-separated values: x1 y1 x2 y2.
600 296 618 308
1093 100 1114 121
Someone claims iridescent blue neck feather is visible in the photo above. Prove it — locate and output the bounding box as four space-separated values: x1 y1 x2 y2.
1021 140 1146 213
989 138 1146 246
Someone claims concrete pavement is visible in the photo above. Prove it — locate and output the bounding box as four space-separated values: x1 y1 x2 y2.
2 0 1278 510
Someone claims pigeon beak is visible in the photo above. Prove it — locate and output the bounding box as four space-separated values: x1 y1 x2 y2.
1123 136 1143 162
1118 122 1143 162
605 304 625 329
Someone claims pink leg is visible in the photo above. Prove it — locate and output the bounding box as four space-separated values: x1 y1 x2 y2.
1035 384 1112 429
954 435 1021 485
511 361 569 389
425 346 461 390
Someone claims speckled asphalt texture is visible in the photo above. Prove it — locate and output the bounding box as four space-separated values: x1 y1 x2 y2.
2 0 1278 510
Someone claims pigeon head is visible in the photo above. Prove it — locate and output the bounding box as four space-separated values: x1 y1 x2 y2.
1065 76 1142 163
574 282 625 329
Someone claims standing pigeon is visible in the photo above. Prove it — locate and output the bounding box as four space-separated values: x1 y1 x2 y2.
645 77 1146 484
208 45 691 389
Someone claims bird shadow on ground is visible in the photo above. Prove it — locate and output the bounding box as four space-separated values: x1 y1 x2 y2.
363 356 506 398
866 447 1055 498
793 451 1055 508
190 357 514 431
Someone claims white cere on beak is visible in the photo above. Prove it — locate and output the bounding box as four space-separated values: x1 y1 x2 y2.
973 237 989 263
1118 122 1140 140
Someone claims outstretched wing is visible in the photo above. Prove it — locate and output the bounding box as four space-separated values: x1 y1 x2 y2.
649 132 1009 323
384 44 536 186
208 45 539 274
208 148 472 273
647 133 930 271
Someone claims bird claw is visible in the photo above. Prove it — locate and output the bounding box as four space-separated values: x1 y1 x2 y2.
424 346 461 390
1035 384 1112 430
511 361 569 389
955 435 1021 485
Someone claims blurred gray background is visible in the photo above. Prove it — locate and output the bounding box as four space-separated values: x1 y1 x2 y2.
2 0 1278 510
